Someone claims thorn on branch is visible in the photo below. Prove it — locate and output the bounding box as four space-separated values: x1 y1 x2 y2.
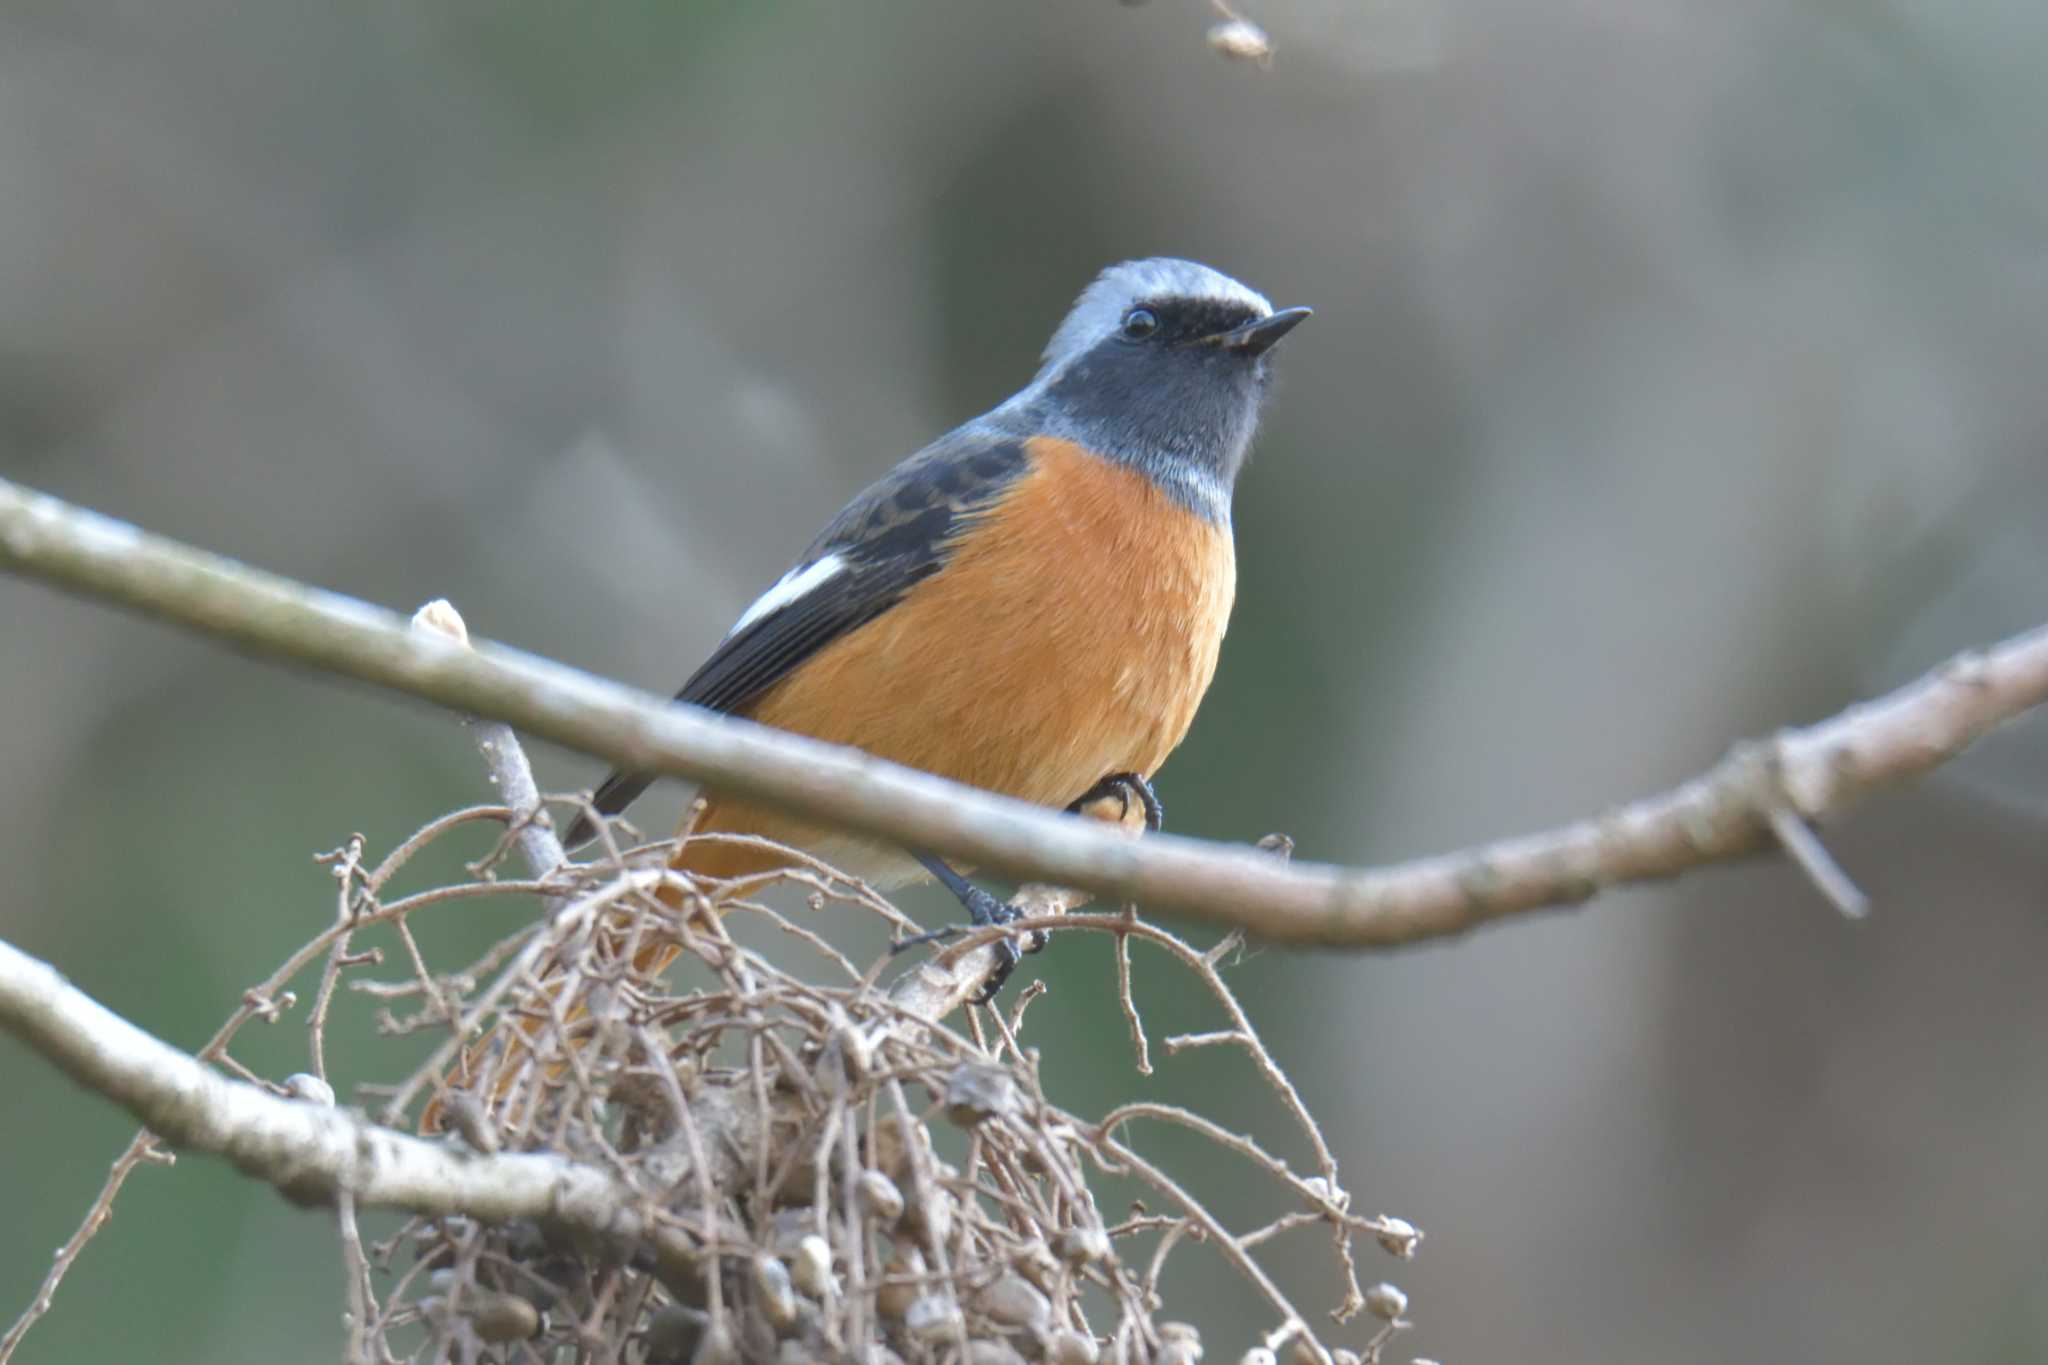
1767 807 1871 919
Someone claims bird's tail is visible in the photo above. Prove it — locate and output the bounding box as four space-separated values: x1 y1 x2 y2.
560 767 658 850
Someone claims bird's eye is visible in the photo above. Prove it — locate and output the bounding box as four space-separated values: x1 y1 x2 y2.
1121 308 1158 340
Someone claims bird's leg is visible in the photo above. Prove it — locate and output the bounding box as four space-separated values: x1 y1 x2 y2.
892 773 1162 1005
893 851 1041 1004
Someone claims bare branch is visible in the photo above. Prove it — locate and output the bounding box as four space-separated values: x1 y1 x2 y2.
0 938 673 1236
0 1130 164 1363
411 600 569 882
5 477 2046 948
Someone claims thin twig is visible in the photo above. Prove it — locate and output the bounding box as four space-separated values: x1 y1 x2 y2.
1114 906 1153 1076
0 1131 167 1364
412 601 568 885
336 1190 380 1365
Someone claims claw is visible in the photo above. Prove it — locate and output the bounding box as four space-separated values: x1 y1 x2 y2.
903 775 1161 1004
910 852 1038 1002
1068 772 1164 832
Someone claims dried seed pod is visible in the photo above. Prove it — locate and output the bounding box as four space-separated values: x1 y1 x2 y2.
903 1293 964 1342
1374 1216 1422 1259
1289 1339 1333 1365
944 1063 1020 1128
900 1183 956 1247
465 1290 542 1342
751 1253 799 1331
867 1113 929 1181
875 1247 926 1321
974 1273 1052 1329
856 1169 905 1223
1365 1282 1409 1321
1157 1322 1204 1363
1053 1228 1112 1268
790 1234 834 1299
1044 1330 1102 1365
832 1017 874 1081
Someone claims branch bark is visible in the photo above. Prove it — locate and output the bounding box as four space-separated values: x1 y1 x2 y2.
5 475 2046 947
0 938 680 1248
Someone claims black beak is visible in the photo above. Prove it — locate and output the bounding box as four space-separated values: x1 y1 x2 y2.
1212 306 1313 356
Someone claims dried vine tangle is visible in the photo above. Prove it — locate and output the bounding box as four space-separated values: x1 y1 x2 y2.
3 713 1418 1365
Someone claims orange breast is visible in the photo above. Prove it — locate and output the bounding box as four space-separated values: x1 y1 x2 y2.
678 435 1236 885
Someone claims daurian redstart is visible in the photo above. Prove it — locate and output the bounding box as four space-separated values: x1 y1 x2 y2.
576 257 1308 997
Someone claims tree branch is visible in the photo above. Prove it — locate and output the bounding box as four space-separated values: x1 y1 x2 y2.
5 475 2045 947
0 938 681 1252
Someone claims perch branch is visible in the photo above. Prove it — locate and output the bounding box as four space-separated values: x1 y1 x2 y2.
6 477 2047 947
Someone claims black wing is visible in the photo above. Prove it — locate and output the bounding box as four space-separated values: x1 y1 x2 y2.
565 422 1032 846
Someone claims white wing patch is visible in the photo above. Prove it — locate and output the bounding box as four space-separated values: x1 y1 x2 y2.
727 554 847 636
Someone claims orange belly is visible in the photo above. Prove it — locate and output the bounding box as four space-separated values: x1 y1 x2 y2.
678 435 1236 886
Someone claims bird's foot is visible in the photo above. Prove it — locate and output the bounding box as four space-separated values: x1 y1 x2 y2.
959 882 1044 1005
894 774 1163 1003
1067 771 1165 832
895 852 1046 1005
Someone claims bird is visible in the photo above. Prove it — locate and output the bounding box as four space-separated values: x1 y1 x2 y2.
427 259 1307 1128
566 257 1309 996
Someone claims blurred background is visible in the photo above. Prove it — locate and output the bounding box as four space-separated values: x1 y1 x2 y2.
3 1 2047 1360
